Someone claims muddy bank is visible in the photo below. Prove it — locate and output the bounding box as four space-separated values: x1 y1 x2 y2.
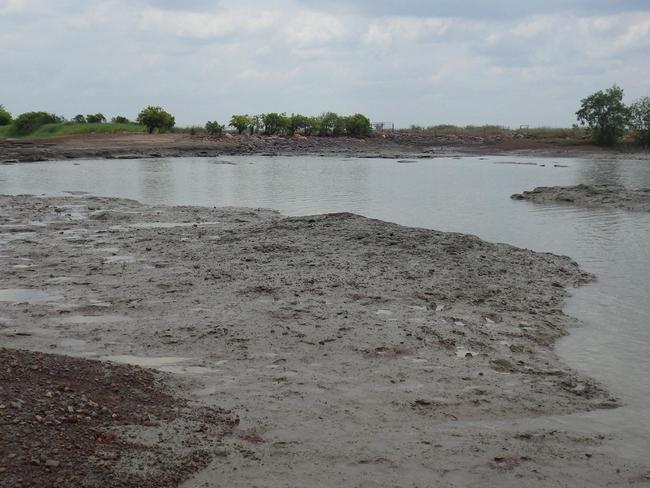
1 195 648 486
0 132 640 163
512 184 650 212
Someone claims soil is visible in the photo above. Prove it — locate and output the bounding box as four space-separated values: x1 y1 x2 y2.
1 132 645 163
512 184 650 212
0 348 238 488
2 194 649 486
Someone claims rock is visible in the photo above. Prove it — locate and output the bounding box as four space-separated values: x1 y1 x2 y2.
45 460 60 468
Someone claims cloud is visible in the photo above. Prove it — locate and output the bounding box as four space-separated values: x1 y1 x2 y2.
1 0 650 127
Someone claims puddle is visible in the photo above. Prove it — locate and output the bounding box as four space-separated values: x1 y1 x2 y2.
0 288 60 304
102 355 190 368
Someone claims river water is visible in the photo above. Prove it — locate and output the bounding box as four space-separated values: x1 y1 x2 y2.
1 154 649 457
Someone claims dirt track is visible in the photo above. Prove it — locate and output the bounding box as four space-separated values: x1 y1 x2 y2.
2 194 648 487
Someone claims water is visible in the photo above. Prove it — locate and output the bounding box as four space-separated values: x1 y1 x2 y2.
1 154 649 439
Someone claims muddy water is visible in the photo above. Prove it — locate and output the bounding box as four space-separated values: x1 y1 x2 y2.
1 154 649 450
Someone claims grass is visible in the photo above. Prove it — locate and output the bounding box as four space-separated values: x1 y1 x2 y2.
0 122 146 138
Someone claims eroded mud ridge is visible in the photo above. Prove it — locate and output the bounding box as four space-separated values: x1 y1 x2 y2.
1 195 648 486
0 348 237 488
512 184 650 212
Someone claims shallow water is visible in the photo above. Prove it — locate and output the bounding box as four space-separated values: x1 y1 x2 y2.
1 154 649 435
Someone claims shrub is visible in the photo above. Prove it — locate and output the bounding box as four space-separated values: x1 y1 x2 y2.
137 106 175 134
86 113 106 124
576 85 630 146
205 121 224 135
630 96 650 147
344 113 372 138
13 111 63 135
229 114 252 134
72 114 86 123
0 105 13 126
111 115 130 124
319 112 343 136
288 114 310 135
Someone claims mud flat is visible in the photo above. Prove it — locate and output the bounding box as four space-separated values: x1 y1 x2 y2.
1 195 648 487
512 184 650 212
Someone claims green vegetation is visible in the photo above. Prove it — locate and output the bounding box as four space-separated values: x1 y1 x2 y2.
13 112 64 135
228 112 372 138
137 106 175 134
86 113 106 124
28 122 145 137
229 114 252 134
630 96 650 147
112 115 130 124
205 120 224 135
0 105 12 126
576 85 630 146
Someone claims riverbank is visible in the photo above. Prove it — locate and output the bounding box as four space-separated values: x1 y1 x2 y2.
1 132 647 163
2 194 648 486
512 184 650 212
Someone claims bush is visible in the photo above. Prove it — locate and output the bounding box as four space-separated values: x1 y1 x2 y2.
344 113 372 138
111 115 130 124
576 85 630 146
0 105 13 126
229 114 252 134
13 112 63 135
630 96 650 147
86 113 106 124
319 112 345 136
72 114 86 123
205 121 224 136
137 106 175 134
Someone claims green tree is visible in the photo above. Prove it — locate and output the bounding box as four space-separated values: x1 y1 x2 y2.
137 106 175 134
111 115 130 124
344 113 372 138
319 112 346 136
85 113 106 123
288 114 310 135
72 114 86 123
630 96 650 147
576 85 630 146
0 105 13 126
229 114 252 134
263 112 289 135
205 120 224 135
13 112 63 135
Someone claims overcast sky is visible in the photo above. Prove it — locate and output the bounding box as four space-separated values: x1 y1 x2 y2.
2 0 649 127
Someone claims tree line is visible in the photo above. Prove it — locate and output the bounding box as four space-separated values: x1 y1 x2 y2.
576 85 650 147
0 105 372 138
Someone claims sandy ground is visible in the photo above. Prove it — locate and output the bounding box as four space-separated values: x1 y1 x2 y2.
1 132 645 163
1 195 649 487
512 184 650 212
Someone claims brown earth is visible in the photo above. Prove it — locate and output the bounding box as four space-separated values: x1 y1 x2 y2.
0 132 643 163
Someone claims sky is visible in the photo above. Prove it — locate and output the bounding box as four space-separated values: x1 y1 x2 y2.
1 0 649 127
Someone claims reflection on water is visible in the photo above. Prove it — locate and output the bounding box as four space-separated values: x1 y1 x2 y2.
1 154 649 444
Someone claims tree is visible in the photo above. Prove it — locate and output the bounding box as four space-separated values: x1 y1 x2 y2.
576 85 630 146
86 113 106 124
229 114 252 134
111 115 130 124
262 112 289 135
137 106 175 134
630 96 650 147
0 105 13 126
319 112 346 136
73 114 86 123
205 120 224 135
288 114 310 135
13 112 63 135
344 113 372 138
